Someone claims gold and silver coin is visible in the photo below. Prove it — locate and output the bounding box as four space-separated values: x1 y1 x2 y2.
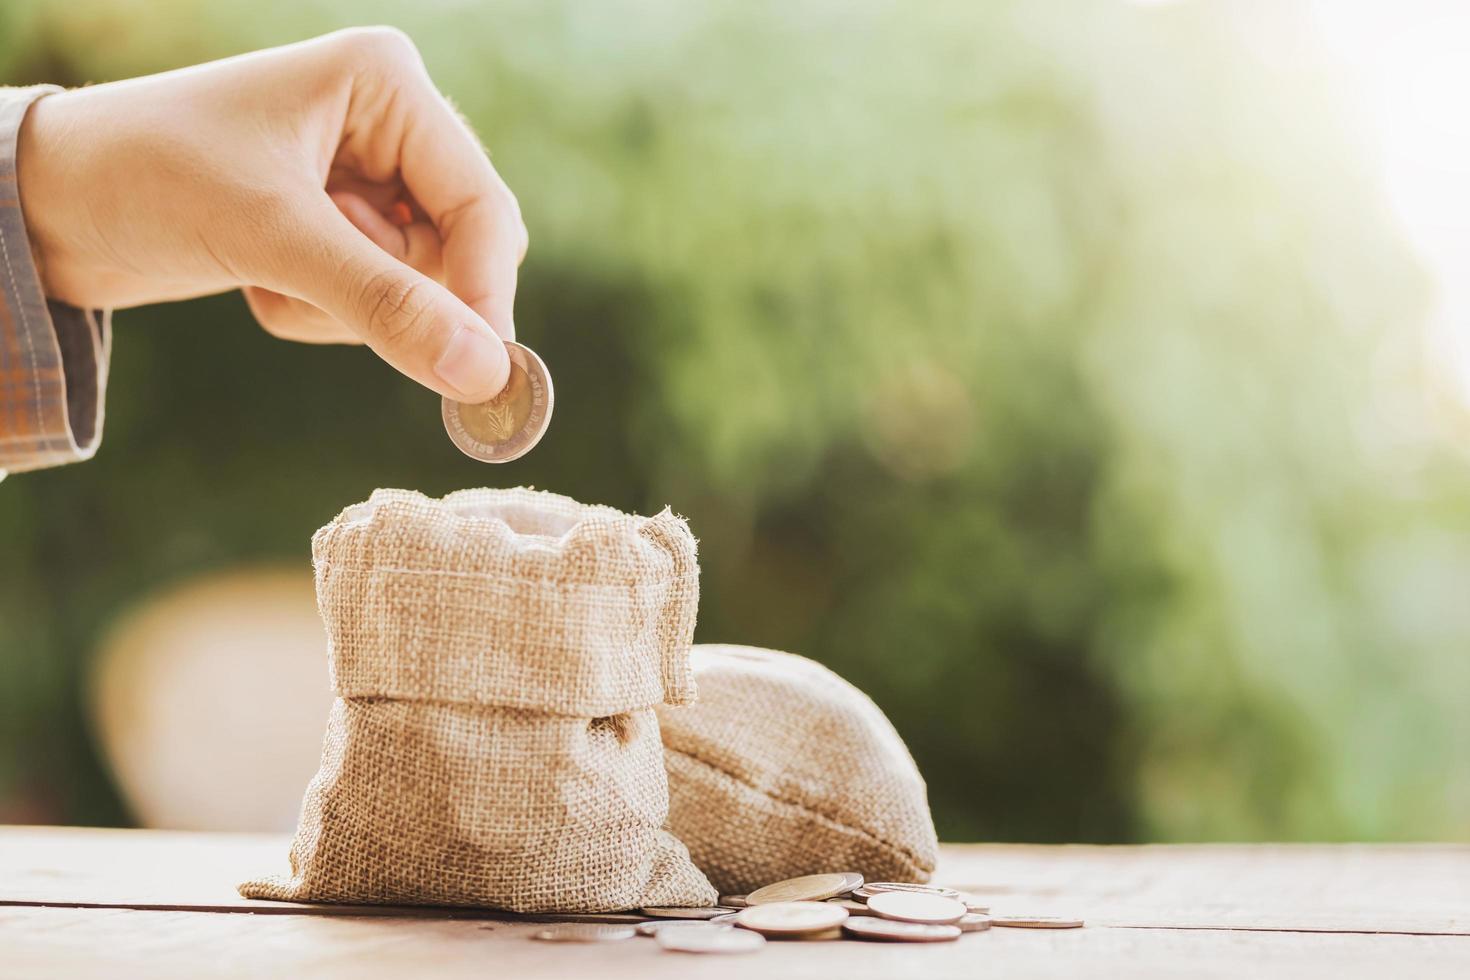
841 918 962 943
735 900 849 936
442 340 553 463
865 891 968 925
746 873 862 905
529 924 635 942
657 924 767 954
990 914 1085 929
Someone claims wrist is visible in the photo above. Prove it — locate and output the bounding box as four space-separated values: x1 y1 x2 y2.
15 91 74 299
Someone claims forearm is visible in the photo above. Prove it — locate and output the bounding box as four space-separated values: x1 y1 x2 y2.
0 86 109 477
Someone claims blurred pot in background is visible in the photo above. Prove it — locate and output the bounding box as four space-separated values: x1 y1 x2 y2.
89 568 331 832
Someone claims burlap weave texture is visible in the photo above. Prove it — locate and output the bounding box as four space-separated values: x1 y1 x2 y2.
240 487 716 912
657 644 939 894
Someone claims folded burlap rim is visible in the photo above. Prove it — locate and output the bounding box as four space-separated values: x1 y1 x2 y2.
314 487 701 715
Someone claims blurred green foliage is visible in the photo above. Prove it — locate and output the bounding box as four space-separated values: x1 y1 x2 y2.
2 0 1468 841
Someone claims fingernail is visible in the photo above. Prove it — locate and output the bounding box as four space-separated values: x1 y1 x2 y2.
434 327 508 402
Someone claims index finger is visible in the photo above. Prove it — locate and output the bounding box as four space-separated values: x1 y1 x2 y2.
397 85 525 342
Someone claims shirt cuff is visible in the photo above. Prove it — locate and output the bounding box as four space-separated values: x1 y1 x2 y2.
0 84 110 477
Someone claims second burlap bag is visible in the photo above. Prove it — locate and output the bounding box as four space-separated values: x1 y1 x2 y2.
241 487 717 912
657 644 939 894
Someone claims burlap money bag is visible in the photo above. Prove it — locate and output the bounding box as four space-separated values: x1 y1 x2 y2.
656 644 938 894
240 487 717 912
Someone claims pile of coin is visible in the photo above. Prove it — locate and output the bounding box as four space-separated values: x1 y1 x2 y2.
529 871 1083 953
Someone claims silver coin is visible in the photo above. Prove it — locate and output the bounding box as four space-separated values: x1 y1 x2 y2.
957 913 993 932
955 892 991 914
865 892 968 925
637 919 730 937
735 901 849 936
639 906 737 920
530 924 635 942
442 340 553 463
842 918 961 943
858 882 962 900
657 924 766 954
707 911 743 924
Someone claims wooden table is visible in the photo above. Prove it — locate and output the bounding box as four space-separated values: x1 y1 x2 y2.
2 826 1467 978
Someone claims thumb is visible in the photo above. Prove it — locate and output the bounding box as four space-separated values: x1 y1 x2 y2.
268 196 509 403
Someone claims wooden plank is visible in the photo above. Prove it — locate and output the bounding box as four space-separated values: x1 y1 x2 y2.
2 827 1467 935
3 905 1468 980
0 826 638 921
939 843 1470 935
0 826 334 915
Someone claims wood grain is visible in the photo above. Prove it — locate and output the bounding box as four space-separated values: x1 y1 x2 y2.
3 827 1468 978
938 842 1470 935
3 906 1467 980
2 827 1466 935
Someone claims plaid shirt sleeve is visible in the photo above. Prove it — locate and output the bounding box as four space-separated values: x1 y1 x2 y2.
0 85 110 480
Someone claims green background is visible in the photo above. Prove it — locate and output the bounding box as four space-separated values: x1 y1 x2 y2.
2 0 1468 842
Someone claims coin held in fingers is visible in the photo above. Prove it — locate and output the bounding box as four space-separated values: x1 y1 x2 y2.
442 340 553 462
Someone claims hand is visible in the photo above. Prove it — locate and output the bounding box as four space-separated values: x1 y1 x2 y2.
16 27 527 403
